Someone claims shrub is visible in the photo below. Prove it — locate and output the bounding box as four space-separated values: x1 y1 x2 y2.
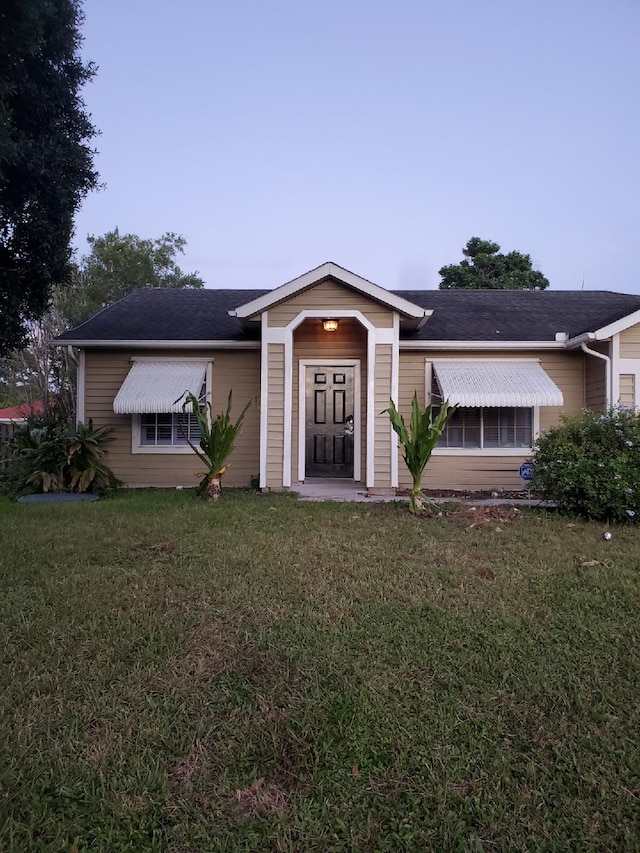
0 407 120 498
530 408 640 521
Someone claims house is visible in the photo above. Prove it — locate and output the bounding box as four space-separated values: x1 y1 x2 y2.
54 262 640 493
0 402 44 443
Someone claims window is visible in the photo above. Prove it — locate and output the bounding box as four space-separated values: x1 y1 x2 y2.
438 407 533 449
134 381 206 453
140 411 203 447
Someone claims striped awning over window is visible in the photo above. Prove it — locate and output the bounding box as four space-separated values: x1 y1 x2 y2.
113 360 208 414
432 360 564 408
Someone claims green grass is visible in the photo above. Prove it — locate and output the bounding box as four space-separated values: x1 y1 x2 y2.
0 490 639 851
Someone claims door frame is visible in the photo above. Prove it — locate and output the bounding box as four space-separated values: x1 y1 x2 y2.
298 358 361 482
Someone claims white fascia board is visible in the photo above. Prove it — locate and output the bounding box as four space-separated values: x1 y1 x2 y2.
399 340 566 351
231 261 428 320
566 309 640 347
52 340 260 349
590 308 640 340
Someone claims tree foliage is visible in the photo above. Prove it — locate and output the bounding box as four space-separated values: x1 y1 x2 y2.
0 229 203 409
439 237 550 291
68 229 205 324
0 0 99 355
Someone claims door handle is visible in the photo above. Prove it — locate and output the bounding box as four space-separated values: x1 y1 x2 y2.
344 415 354 435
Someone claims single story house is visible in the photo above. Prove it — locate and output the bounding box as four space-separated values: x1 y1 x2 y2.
55 262 640 493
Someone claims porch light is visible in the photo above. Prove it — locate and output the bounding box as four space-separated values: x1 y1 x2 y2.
322 318 339 332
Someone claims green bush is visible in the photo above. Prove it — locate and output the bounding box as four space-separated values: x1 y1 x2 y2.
0 406 120 498
530 408 640 521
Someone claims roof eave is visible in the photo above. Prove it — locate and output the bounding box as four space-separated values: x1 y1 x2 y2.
52 339 261 349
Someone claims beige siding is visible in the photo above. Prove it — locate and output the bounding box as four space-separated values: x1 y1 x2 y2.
209 351 261 486
537 350 584 431
396 349 586 491
620 374 635 406
266 344 285 488
267 278 394 328
585 342 608 410
620 324 640 358
84 348 260 488
374 344 393 487
291 319 367 483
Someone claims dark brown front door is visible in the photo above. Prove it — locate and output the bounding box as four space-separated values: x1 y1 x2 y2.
305 366 355 478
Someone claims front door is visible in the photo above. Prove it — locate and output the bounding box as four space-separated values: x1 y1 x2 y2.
305 366 355 478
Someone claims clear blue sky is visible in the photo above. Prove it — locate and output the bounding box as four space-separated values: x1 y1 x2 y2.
74 0 640 293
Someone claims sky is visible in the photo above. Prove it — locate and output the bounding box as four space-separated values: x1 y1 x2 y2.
73 0 640 293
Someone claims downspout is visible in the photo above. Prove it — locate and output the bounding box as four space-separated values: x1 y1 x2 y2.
581 341 611 409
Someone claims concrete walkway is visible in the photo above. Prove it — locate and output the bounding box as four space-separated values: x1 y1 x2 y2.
292 479 548 507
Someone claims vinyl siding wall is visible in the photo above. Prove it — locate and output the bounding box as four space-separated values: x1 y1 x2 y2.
265 344 285 488
266 278 394 328
83 348 260 488
585 342 609 410
396 349 585 491
374 344 393 487
620 324 640 358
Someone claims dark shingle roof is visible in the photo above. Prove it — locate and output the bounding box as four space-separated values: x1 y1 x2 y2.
55 286 640 344
55 289 269 343
392 290 640 341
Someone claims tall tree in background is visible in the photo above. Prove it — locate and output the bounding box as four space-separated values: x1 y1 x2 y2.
439 237 550 290
0 0 98 356
0 230 204 409
69 229 204 324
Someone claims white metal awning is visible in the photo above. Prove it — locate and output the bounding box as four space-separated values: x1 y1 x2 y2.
113 360 208 414
432 360 564 407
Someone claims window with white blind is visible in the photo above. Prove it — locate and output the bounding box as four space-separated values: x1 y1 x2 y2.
139 411 203 447
133 381 207 454
437 406 533 449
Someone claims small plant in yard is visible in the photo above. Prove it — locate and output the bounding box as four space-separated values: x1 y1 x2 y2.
384 393 457 514
0 407 120 497
531 407 640 521
181 390 250 500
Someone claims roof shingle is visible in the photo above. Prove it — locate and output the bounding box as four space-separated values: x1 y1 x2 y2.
55 285 640 344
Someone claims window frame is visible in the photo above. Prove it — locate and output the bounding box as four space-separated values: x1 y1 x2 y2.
131 361 212 455
426 360 540 456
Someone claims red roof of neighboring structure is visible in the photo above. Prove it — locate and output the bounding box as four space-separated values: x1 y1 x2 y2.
0 402 44 421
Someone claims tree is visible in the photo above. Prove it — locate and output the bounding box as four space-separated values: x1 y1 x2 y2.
0 0 99 356
439 237 550 291
69 229 205 323
0 229 203 410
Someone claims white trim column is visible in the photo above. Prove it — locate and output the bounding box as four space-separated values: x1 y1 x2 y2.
76 349 85 424
390 312 400 488
612 334 620 406
259 312 269 488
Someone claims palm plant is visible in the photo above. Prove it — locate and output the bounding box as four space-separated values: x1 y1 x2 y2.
67 420 121 493
384 393 457 515
181 391 250 500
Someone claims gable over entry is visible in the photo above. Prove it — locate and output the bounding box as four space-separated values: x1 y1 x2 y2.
230 264 433 490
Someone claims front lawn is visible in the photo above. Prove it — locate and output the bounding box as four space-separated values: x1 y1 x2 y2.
0 491 638 851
